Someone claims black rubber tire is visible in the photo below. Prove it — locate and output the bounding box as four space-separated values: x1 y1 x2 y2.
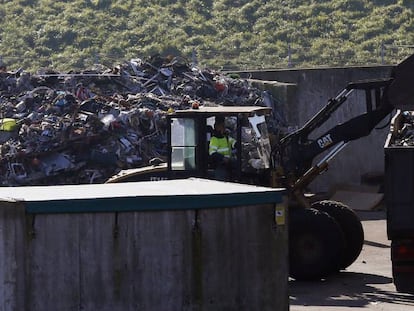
393 270 414 294
311 200 364 270
391 241 414 294
289 207 345 280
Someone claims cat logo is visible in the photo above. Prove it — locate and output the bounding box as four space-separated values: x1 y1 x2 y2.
317 134 333 149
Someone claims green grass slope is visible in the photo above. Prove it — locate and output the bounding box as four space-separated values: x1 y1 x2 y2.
0 0 412 71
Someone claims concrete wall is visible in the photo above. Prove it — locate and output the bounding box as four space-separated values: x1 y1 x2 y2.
0 201 288 311
244 65 394 193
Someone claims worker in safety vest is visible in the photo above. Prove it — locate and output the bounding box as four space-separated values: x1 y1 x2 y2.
209 117 236 180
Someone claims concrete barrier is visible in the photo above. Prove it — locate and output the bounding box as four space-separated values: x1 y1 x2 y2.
0 179 287 311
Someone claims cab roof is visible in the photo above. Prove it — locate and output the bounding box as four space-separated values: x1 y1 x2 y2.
171 105 272 118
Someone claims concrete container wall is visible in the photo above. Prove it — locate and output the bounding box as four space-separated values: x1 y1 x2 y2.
243 65 393 192
0 202 26 311
0 202 288 311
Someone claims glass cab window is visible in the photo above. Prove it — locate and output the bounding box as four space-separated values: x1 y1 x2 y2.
241 114 271 172
170 118 197 170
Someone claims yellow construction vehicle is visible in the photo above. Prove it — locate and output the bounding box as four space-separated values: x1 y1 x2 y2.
107 53 414 282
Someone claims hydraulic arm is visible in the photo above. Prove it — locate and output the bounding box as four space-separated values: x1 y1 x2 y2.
274 53 414 198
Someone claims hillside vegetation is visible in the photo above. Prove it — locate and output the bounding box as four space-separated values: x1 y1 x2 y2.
0 0 413 72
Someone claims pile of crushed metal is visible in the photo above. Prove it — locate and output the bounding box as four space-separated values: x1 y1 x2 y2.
389 111 414 147
0 55 277 186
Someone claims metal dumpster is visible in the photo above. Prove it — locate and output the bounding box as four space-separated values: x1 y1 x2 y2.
0 178 287 311
385 110 414 293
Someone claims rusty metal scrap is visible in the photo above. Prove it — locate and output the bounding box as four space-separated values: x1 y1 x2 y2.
0 55 276 185
390 111 414 147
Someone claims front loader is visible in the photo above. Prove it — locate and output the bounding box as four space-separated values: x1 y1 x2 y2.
271 53 414 280
107 53 414 281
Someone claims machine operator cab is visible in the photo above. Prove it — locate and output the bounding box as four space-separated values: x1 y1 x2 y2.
169 106 272 182
106 105 273 184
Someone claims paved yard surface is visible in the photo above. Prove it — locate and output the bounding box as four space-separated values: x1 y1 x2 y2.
290 210 414 311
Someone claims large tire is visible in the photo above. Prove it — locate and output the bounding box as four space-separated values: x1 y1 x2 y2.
311 200 364 270
391 240 414 294
289 207 345 280
393 269 414 294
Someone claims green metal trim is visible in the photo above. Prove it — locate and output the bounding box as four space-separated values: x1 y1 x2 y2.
25 191 284 214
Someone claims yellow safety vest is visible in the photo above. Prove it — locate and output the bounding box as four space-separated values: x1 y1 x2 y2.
209 136 236 158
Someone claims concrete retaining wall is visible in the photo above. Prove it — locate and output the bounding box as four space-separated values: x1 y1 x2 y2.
244 65 393 192
0 201 288 311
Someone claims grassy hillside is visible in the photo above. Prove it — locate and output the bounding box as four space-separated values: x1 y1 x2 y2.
0 0 413 72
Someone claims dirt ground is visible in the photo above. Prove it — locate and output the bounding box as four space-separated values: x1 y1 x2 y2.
289 210 414 311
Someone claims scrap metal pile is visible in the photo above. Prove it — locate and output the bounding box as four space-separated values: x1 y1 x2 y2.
0 55 279 186
389 111 414 147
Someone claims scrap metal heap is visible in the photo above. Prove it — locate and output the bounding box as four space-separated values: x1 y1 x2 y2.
0 55 279 185
388 111 414 147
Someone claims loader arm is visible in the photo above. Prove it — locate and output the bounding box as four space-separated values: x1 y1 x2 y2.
275 53 414 194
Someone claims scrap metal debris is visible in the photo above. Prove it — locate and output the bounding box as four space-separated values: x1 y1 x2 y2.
0 55 283 185
389 111 414 147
